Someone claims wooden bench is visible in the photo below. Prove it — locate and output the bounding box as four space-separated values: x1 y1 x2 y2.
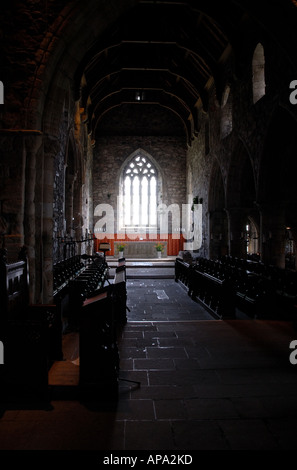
175 254 297 320
175 258 191 288
188 266 236 319
0 247 62 402
175 256 235 319
49 255 129 398
113 257 128 325
79 285 119 397
54 254 109 330
74 258 128 396
0 246 130 401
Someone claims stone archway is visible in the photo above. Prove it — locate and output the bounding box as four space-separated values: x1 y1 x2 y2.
17 2 136 303
226 140 258 259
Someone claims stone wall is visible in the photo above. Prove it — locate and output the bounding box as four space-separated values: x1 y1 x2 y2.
52 104 94 264
93 135 187 236
0 133 26 259
2 0 297 305
186 42 297 265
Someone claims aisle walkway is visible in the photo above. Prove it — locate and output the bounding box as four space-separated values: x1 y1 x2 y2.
126 279 213 322
117 319 297 450
1 258 297 452
1 319 297 451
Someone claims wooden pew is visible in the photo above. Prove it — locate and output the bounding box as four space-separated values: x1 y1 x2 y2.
0 247 59 402
175 257 191 288
0 247 29 324
175 256 236 319
66 256 109 329
79 285 119 396
176 253 297 320
61 256 127 397
78 257 128 392
113 257 128 325
0 244 130 401
189 266 236 319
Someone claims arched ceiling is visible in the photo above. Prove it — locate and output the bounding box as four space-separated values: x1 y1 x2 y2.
72 0 297 144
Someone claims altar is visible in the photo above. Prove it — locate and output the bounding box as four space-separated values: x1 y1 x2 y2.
114 241 167 258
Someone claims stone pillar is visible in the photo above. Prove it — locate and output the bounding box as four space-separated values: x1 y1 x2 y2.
65 174 75 237
0 131 28 259
260 205 286 268
209 209 228 259
227 208 246 259
24 133 43 303
43 136 59 304
291 228 297 271
0 130 44 303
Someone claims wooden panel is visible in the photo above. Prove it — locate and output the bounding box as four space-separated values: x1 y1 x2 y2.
48 360 79 387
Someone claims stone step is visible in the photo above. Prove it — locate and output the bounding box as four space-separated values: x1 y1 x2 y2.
108 269 175 279
107 258 175 276
109 262 175 268
106 257 176 279
106 256 175 264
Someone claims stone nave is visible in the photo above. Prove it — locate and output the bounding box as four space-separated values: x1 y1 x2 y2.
1 0 297 459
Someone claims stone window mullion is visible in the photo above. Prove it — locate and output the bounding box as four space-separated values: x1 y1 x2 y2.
148 177 151 227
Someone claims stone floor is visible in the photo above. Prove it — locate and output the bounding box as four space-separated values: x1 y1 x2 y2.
126 279 213 321
1 265 297 459
117 319 297 451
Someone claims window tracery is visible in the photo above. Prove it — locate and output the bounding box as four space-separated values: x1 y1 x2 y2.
123 155 157 227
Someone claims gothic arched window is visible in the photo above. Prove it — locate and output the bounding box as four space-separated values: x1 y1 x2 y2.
123 154 157 228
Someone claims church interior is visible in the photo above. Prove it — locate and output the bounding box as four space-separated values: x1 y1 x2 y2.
1 0 297 454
